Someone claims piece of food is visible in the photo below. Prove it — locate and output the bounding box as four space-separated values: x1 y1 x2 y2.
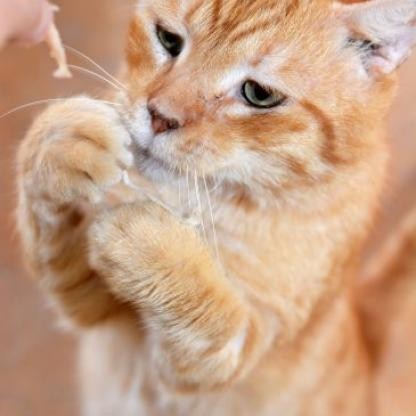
46 21 71 78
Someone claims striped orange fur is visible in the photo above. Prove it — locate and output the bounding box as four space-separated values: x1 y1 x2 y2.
16 1 416 415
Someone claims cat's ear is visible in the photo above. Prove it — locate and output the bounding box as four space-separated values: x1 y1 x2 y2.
333 0 416 76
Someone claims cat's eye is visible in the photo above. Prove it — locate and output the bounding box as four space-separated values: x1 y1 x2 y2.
156 25 183 57
242 80 286 109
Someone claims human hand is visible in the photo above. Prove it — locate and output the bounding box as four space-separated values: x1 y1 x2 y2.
0 0 55 48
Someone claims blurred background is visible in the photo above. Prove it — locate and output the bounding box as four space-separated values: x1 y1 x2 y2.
0 1 415 415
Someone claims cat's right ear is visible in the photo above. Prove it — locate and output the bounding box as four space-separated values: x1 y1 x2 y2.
333 0 416 76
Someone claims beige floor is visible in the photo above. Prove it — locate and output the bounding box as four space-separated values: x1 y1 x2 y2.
0 1 415 415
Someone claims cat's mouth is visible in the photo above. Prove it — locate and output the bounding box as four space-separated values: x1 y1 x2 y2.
122 109 179 180
137 147 168 170
124 109 213 183
131 141 181 182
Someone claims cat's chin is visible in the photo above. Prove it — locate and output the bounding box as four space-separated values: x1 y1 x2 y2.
132 143 179 184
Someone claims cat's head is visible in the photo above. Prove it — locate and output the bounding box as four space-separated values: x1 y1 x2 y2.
122 0 416 207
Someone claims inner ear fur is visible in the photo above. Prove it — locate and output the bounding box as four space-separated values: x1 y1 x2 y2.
333 0 416 75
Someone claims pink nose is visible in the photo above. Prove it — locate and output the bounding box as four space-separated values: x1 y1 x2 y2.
148 105 180 134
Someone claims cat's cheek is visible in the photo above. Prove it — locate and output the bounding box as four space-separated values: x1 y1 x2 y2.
127 102 154 149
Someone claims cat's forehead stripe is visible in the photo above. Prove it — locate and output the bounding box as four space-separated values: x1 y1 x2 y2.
227 15 280 46
185 0 303 41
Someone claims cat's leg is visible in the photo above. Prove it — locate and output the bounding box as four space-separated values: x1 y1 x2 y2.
88 202 278 391
17 96 132 326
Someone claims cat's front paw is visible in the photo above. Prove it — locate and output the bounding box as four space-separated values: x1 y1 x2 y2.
88 201 201 302
19 97 133 204
88 202 254 391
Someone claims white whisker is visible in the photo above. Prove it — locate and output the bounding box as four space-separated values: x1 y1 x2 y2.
122 171 178 217
178 164 183 209
0 98 65 121
0 98 122 121
186 163 191 210
194 170 207 243
68 65 125 91
64 45 127 91
208 177 223 194
203 173 220 263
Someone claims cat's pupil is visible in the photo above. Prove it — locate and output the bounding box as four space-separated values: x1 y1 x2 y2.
254 85 270 101
164 32 177 46
157 25 183 57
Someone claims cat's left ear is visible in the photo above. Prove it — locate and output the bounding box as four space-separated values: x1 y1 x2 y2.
333 0 416 76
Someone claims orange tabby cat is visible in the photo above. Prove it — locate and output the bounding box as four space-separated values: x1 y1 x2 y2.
16 0 416 415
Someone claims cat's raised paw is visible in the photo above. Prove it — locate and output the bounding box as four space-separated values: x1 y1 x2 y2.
19 97 133 204
87 201 197 303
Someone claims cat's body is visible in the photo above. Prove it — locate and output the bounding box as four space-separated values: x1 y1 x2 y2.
79 161 381 416
79 299 368 416
16 0 416 415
